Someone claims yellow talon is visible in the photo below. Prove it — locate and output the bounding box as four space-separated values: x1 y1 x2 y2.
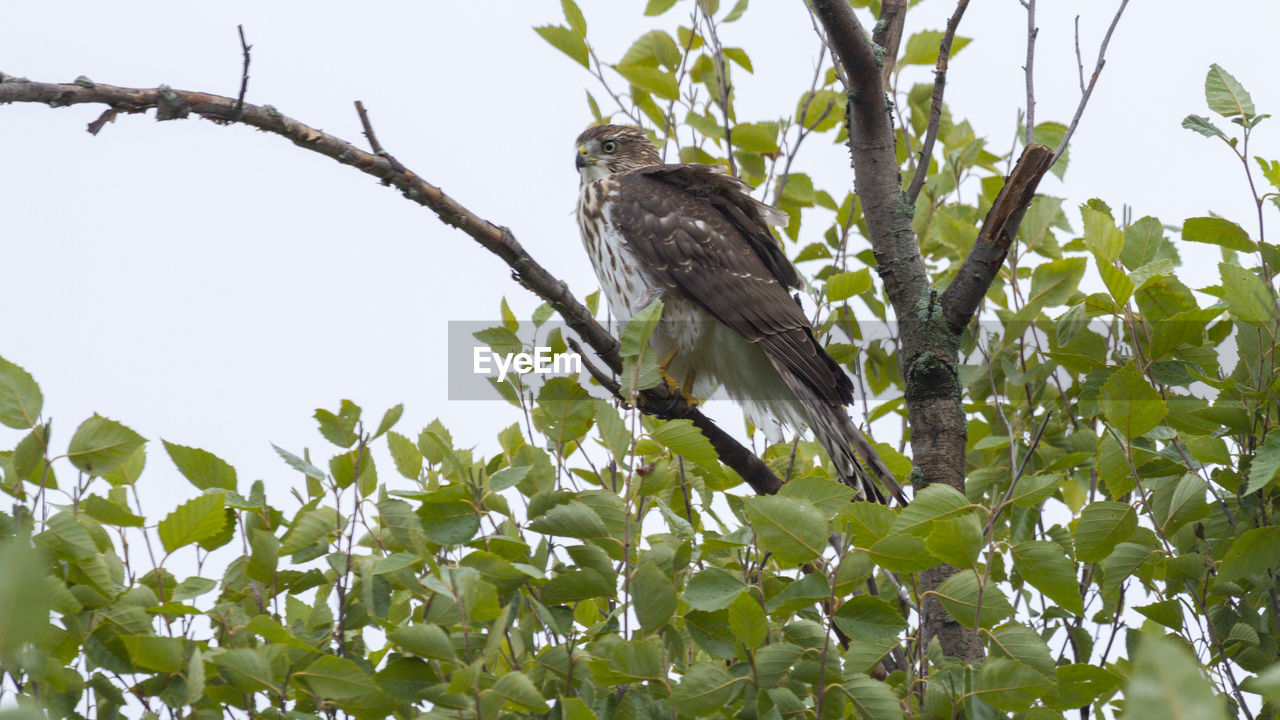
659 366 699 407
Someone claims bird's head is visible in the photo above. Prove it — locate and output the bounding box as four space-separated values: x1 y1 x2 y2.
574 125 661 184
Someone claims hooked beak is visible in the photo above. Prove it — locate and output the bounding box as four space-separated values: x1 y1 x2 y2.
575 144 592 170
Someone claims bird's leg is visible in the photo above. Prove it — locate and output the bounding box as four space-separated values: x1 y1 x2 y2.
657 347 699 408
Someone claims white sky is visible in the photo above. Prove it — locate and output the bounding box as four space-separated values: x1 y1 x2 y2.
2 0 1277 520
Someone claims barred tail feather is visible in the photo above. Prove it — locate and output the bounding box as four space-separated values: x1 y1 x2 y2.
775 367 907 505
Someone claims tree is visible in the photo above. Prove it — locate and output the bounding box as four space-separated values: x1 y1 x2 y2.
2 1 1280 718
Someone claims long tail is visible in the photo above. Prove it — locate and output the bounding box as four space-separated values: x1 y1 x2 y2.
777 368 908 505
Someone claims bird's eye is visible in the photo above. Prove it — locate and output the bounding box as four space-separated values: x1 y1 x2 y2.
601 140 618 153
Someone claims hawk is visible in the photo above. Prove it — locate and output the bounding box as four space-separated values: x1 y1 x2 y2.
574 124 903 504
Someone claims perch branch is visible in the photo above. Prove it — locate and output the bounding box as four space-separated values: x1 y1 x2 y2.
0 73 786 496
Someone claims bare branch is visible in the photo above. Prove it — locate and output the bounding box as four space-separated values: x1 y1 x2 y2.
87 105 118 136
1022 0 1037 146
234 24 251 120
1050 0 1130 169
700 1 737 175
0 74 787 496
1073 16 1086 94
872 0 907 86
905 0 970 204
938 143 1055 332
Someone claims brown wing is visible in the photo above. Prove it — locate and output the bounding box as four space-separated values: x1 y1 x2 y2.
609 164 853 408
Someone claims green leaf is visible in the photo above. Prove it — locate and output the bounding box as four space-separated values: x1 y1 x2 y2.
299 655 381 701
975 657 1052 712
1029 257 1086 308
0 356 42 429
272 444 326 482
650 419 722 477
727 591 767 648
866 534 938 573
314 401 359 447
0 538 49 656
1011 540 1084 615
121 635 186 673
632 561 677 632
1135 599 1183 630
723 47 752 73
593 399 632 465
779 475 854 518
1082 206 1124 263
1219 262 1277 325
389 623 457 661
891 484 972 536
67 415 146 476
900 30 971 66
1218 527 1280 581
374 403 403 438
932 569 1013 629
157 492 226 554
528 499 609 539
279 507 339 555
1098 262 1134 304
561 0 586 36
1205 64 1254 118
833 595 907 643
988 624 1055 678
417 495 480 546
1245 431 1280 495
843 673 904 720
386 431 423 479
1049 664 1123 710
671 662 740 716
486 671 550 713
924 515 984 570
1182 217 1254 251
1122 634 1229 720
827 269 872 302
1099 362 1167 439
211 648 276 692
162 440 237 491
1182 114 1227 140
1073 501 1137 562
644 0 678 15
732 122 780 153
743 495 829 564
620 299 664 392
615 64 679 100
82 494 145 527
534 25 589 69
685 566 746 611
722 0 749 22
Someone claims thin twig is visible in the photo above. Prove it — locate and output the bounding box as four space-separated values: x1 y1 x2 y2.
1049 0 1130 169
1073 16 1086 94
233 25 251 120
1021 0 1037 147
906 0 970 204
353 100 407 182
700 1 736 176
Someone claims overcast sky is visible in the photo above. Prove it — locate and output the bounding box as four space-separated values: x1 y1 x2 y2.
2 0 1277 517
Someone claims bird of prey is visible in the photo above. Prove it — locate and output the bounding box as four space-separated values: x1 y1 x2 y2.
574 124 903 504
